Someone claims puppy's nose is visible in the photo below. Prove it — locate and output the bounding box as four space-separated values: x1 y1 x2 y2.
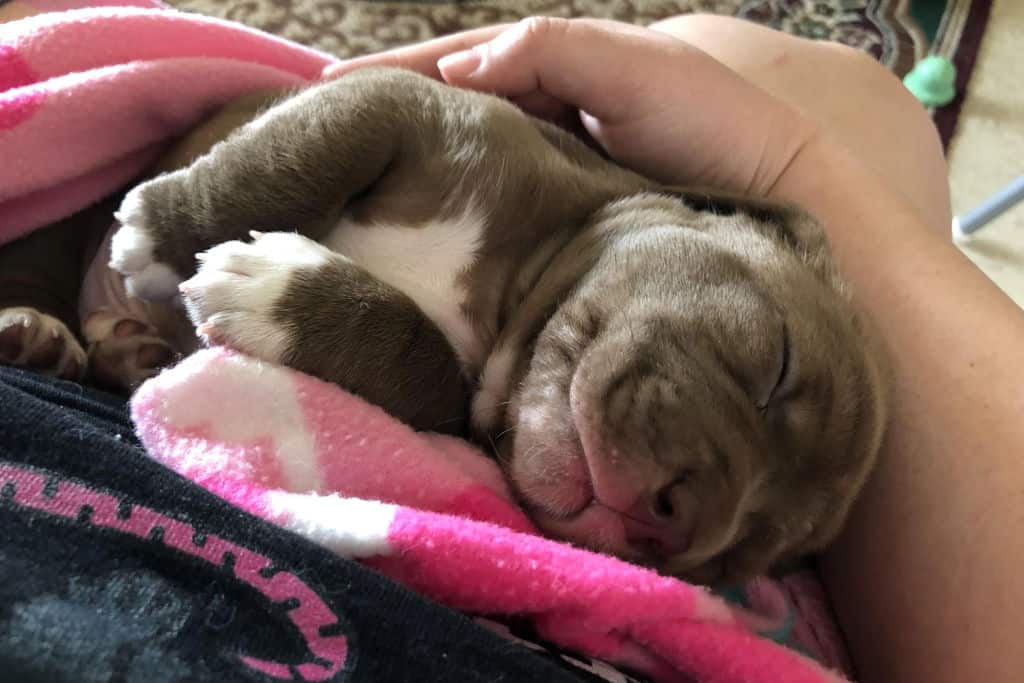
618 477 697 558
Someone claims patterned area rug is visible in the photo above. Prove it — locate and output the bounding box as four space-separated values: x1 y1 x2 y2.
163 0 992 147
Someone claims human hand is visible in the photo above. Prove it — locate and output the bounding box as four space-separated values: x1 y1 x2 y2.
324 17 820 199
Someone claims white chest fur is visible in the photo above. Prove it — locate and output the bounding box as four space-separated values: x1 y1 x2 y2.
322 204 487 369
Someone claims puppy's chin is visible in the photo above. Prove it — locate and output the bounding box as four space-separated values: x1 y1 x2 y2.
503 384 629 556
527 503 640 560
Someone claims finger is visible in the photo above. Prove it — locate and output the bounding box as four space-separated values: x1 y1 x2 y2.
436 17 707 124
322 24 511 80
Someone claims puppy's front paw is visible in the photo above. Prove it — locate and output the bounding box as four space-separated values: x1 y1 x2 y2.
109 184 184 301
0 307 87 380
180 231 336 363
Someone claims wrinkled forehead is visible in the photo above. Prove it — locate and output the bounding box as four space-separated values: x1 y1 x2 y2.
585 232 785 352
658 274 784 351
605 223 780 299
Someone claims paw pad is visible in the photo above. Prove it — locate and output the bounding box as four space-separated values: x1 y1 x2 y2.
0 307 86 380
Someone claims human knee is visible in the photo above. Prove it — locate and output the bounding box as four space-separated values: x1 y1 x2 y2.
649 12 739 32
815 41 950 230
821 41 938 134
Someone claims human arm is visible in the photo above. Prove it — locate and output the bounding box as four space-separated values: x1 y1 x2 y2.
328 18 1024 682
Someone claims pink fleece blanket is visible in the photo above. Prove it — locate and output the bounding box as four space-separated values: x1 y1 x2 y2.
0 4 855 682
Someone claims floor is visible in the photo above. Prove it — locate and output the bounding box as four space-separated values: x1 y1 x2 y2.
947 0 1024 307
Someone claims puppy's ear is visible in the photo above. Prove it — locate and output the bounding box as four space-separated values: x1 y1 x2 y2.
669 188 828 254
751 201 830 259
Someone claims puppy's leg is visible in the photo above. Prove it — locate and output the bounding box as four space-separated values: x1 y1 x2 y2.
109 74 408 301
0 196 117 380
180 232 469 434
0 308 86 380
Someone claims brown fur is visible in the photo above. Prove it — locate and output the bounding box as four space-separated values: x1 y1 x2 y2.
103 67 890 585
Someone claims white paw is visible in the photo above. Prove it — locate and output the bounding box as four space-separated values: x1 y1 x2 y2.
0 307 87 380
109 185 183 301
180 231 336 362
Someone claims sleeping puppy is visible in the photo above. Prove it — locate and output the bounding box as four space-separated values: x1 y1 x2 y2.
4 67 890 585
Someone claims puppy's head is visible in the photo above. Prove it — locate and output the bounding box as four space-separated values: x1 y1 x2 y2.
486 194 888 585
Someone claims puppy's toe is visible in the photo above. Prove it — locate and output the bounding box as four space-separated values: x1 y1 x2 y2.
194 311 292 362
0 307 87 380
244 230 335 266
0 309 33 361
109 185 183 301
87 326 179 393
83 309 158 345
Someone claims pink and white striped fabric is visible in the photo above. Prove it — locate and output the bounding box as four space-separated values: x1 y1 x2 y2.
132 349 854 683
1 4 855 680
0 1 332 239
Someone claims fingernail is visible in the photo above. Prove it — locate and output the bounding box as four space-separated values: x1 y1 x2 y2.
322 56 371 80
438 48 483 80
249 230 264 240
321 63 345 79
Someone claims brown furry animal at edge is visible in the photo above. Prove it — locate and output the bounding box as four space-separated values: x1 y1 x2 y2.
0 67 890 586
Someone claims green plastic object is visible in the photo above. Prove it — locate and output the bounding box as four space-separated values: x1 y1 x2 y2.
903 56 957 108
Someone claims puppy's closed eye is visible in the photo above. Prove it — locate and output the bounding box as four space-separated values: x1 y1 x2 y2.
758 325 792 411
